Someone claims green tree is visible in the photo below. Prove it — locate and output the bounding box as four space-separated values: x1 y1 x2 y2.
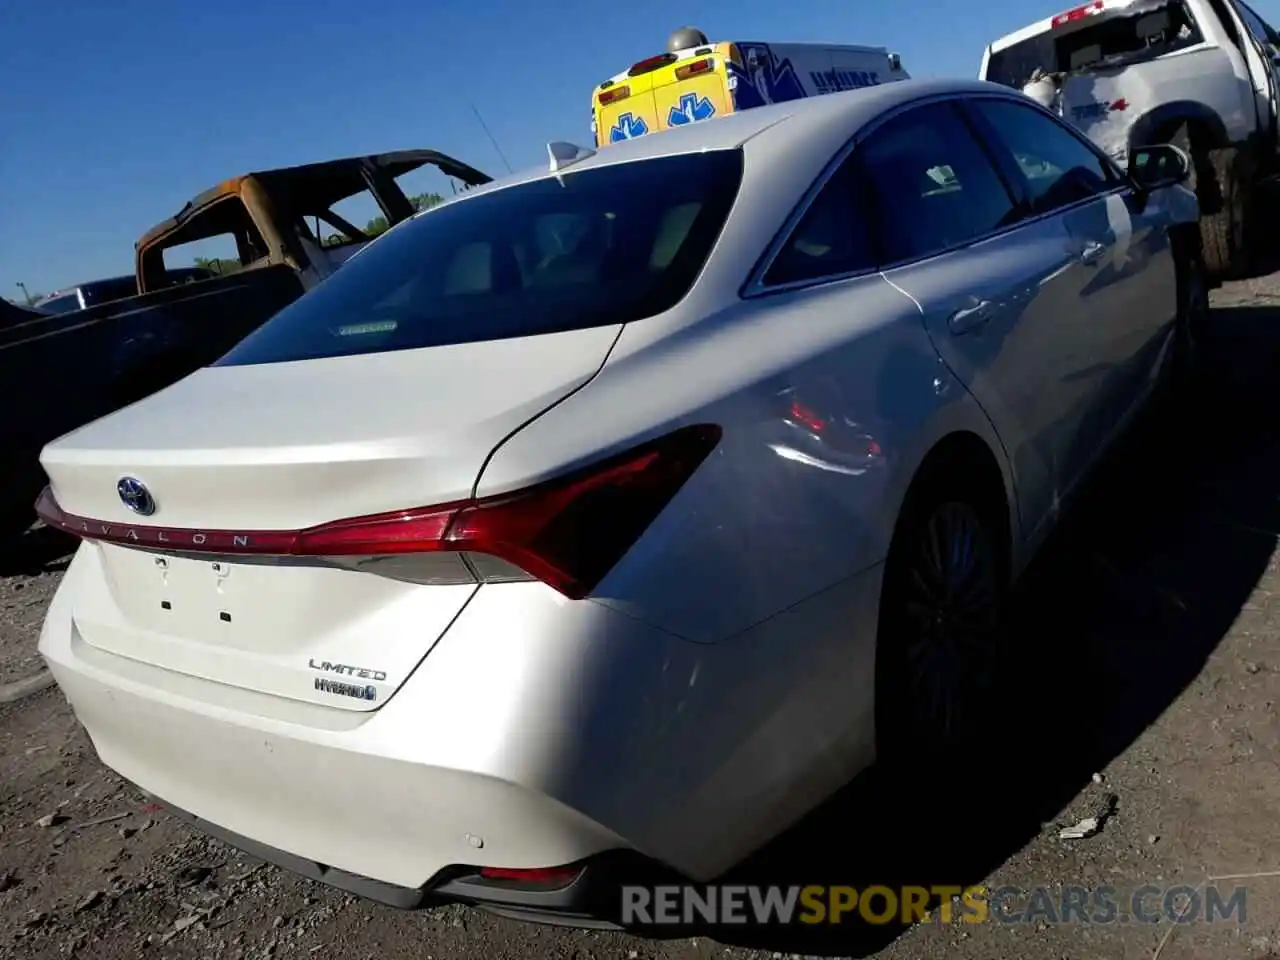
193 256 243 276
362 192 445 239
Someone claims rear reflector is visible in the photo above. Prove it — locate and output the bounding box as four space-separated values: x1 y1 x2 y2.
598 85 631 105
477 865 583 889
1052 0 1105 27
35 424 722 600
675 58 714 81
628 53 677 76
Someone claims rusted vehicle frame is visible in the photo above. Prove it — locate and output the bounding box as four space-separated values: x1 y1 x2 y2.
134 150 491 291
2 149 490 541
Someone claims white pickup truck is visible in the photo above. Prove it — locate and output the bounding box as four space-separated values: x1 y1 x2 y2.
981 0 1280 281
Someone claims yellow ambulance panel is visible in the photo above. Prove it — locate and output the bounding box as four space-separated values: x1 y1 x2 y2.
592 36 908 148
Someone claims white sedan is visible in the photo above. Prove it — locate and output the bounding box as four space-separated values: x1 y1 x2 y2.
34 78 1202 926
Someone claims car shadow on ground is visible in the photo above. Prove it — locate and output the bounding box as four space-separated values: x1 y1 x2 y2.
0 524 74 578
640 303 1280 956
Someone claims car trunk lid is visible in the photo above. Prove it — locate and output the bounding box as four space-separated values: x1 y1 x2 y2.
39 326 620 711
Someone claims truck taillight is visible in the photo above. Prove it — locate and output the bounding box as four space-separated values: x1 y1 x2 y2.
1052 0 1105 27
598 85 631 105
675 58 714 80
35 425 722 601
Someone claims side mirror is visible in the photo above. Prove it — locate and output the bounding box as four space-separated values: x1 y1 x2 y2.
1128 142 1192 191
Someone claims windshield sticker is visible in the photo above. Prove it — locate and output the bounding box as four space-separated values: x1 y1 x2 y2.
336 320 397 336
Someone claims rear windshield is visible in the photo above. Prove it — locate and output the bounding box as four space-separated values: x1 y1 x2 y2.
985 0 1203 89
216 149 745 366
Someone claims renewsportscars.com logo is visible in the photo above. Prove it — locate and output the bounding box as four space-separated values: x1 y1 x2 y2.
620 883 1248 926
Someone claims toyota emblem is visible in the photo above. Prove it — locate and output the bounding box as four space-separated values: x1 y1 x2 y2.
117 477 156 516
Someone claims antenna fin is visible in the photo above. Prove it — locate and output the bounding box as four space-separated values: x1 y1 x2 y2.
548 141 597 173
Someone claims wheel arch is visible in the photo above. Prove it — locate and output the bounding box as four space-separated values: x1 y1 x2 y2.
893 429 1017 578
911 431 1011 535
1127 101 1231 154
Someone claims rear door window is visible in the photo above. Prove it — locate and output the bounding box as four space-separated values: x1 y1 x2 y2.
762 160 877 287
217 150 745 365
856 102 1022 264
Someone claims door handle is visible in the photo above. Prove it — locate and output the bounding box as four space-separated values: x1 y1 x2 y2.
1079 240 1108 265
947 299 994 335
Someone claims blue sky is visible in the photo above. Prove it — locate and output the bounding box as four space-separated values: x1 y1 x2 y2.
3 0 1278 296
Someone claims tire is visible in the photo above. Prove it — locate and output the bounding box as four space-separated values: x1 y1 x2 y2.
1164 238 1211 397
874 466 1010 770
1172 125 1251 281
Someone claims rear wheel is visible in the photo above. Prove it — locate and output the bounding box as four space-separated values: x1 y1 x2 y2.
875 470 1009 768
1172 125 1252 281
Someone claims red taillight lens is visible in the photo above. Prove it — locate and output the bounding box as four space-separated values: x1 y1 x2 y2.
675 58 714 80
788 399 825 433
598 84 631 105
1052 0 1104 27
477 865 583 889
35 424 722 600
628 53 677 76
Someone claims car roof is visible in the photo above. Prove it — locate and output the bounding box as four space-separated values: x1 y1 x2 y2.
79 275 136 288
450 79 1012 202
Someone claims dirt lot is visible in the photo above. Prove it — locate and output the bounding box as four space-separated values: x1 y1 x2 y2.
3 275 1280 960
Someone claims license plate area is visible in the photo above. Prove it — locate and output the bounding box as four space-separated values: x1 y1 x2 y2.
101 547 266 649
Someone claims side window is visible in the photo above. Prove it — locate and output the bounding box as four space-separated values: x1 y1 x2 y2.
763 161 875 286
858 102 1021 264
968 98 1116 216
1236 1 1280 46
160 199 270 277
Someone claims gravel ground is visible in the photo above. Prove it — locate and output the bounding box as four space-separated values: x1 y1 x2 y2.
0 531 63 686
2 275 1280 960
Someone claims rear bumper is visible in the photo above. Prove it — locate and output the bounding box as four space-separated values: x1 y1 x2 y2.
158 794 661 928
41 544 885 917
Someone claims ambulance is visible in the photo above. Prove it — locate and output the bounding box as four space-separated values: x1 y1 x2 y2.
592 27 910 147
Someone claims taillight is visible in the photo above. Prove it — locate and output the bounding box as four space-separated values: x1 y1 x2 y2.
1052 0 1104 27
675 58 714 81
628 53 677 76
35 424 722 600
477 865 583 889
788 399 826 434
598 85 631 105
